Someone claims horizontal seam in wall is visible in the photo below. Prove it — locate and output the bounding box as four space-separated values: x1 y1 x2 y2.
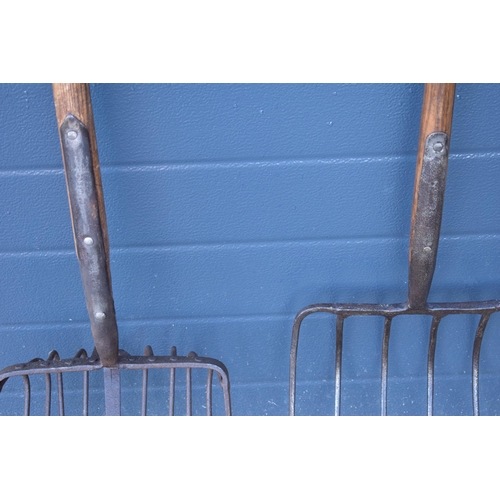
0 313 296 330
1 233 500 257
2 150 500 175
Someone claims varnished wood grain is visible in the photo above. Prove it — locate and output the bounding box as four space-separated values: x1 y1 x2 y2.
52 83 112 292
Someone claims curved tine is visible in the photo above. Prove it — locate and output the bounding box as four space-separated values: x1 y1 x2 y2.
141 346 154 416
44 351 61 416
206 370 213 416
46 350 64 415
47 350 61 361
90 348 100 362
75 348 89 358
289 307 318 416
427 316 441 416
473 314 490 416
334 316 344 417
23 376 31 416
380 317 392 416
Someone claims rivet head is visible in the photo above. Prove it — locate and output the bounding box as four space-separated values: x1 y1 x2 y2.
433 142 443 152
83 237 94 246
423 246 432 253
95 311 106 320
67 130 78 140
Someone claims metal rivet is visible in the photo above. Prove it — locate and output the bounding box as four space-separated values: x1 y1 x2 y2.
83 237 94 246
67 130 78 140
433 142 443 152
424 246 432 253
95 311 106 320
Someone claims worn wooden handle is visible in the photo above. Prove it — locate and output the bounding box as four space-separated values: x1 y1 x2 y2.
407 83 456 308
52 84 112 290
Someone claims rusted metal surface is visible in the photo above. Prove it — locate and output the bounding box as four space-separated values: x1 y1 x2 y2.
60 114 119 367
290 83 499 416
0 348 231 416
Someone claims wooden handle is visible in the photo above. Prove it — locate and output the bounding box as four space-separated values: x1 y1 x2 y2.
407 83 456 308
52 84 112 290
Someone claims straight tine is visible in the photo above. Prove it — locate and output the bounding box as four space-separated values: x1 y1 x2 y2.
334 316 344 416
427 316 441 416
75 349 89 417
141 346 154 416
219 373 232 416
186 366 193 416
169 368 176 416
57 373 64 416
47 351 64 416
472 314 490 416
206 369 213 416
23 375 30 416
45 374 51 416
187 352 201 416
380 317 392 416
141 369 148 416
169 346 177 416
83 371 89 417
103 368 121 416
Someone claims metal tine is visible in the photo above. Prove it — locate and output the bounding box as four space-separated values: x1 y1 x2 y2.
186 352 196 416
380 317 392 416
45 372 51 416
46 351 64 416
75 349 89 416
214 371 231 416
426 316 441 416
206 370 213 416
23 375 30 416
472 314 490 416
142 345 154 416
289 306 327 416
334 316 344 416
169 346 177 416
24 356 49 415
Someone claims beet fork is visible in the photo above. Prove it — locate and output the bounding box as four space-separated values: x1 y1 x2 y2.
0 84 231 416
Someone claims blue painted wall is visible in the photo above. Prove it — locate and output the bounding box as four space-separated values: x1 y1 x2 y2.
1 84 500 415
